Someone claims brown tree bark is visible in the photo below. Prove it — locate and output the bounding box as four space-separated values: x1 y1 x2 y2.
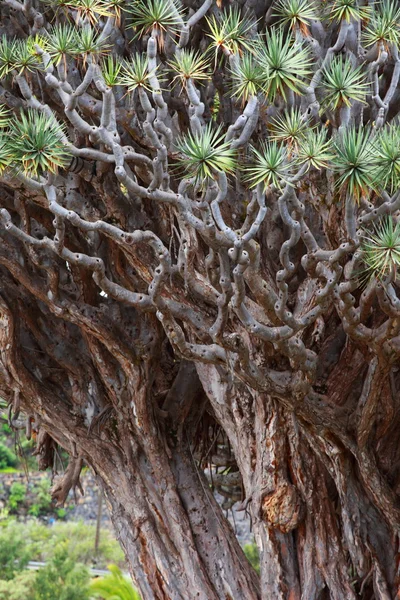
2 1 400 598
0 285 260 599
1 260 399 599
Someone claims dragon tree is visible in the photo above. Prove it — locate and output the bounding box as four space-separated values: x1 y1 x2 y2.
1 0 400 597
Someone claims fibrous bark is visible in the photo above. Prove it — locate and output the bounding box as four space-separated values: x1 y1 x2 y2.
1 0 400 598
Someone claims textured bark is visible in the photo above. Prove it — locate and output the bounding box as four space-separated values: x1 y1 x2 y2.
1 0 400 598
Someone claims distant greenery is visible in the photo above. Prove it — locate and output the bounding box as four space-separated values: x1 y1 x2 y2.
0 421 68 517
28 479 52 517
0 519 126 570
8 482 27 512
243 542 260 575
0 441 17 470
0 520 31 580
0 476 60 517
0 570 36 600
0 519 131 599
90 565 141 600
0 421 36 472
33 545 91 600
0 542 91 600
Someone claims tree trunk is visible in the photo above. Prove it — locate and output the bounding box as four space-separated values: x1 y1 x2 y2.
2 0 400 595
0 292 258 598
88 440 260 600
196 364 400 600
1 266 400 599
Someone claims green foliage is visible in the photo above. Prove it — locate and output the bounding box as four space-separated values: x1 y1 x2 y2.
47 23 77 66
0 35 47 77
175 124 237 182
90 564 140 600
0 520 31 579
321 56 369 110
10 39 41 75
56 507 67 519
118 55 157 93
0 441 17 470
75 26 110 65
125 0 183 46
168 49 211 88
33 544 90 600
244 141 291 190
256 28 312 100
362 0 400 48
8 110 71 177
0 519 128 599
206 7 253 60
101 55 122 87
0 134 11 174
274 0 317 34
0 421 11 434
243 542 260 575
0 570 36 600
332 126 376 202
372 125 400 194
68 0 112 25
24 520 125 569
8 482 27 512
229 53 267 102
0 36 18 78
0 423 37 472
360 218 400 281
28 478 52 516
269 108 311 153
297 129 333 172
328 0 371 23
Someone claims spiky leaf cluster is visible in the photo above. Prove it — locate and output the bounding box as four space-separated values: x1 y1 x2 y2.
332 126 376 202
47 23 79 66
68 0 113 25
101 55 122 87
372 126 400 194
274 0 317 34
168 49 211 88
360 218 400 281
0 134 11 174
321 56 369 110
244 141 291 190
269 108 312 153
125 0 183 46
206 8 253 61
229 53 268 102
362 1 400 48
0 105 10 128
297 129 333 172
175 125 237 182
117 55 157 93
328 0 371 23
255 29 312 100
5 111 71 177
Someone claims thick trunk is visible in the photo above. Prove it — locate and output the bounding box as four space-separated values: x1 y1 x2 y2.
0 286 399 599
71 401 400 600
3 0 400 596
0 294 259 600
196 363 400 600
79 428 260 600
0 216 400 599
